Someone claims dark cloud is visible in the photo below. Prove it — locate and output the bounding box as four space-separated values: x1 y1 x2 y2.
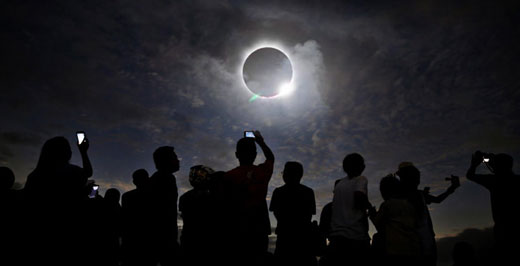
0 131 42 163
0 132 42 146
0 145 14 163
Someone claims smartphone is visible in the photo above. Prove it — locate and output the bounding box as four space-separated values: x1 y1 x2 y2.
244 131 255 138
483 157 490 163
76 131 86 145
89 185 99 199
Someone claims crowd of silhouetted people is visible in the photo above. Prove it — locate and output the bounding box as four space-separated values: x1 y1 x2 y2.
1 131 519 266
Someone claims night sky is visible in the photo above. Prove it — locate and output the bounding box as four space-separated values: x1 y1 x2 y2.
2 0 520 259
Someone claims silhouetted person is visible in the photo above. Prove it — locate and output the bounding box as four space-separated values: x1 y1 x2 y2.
0 166 22 265
82 182 106 266
99 188 122 266
452 241 478 266
24 136 92 203
328 153 371 266
121 169 153 266
0 166 16 193
318 179 342 264
317 180 342 266
222 130 274 266
396 162 459 266
179 165 217 266
270 161 317 266
0 166 19 213
466 151 520 262
22 136 93 266
369 174 420 266
319 202 333 240
149 146 181 266
204 170 228 265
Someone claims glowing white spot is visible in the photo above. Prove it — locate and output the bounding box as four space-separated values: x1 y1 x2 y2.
277 82 294 97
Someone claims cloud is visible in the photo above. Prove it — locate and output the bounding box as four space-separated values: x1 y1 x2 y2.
0 132 42 146
0 131 42 164
0 145 14 164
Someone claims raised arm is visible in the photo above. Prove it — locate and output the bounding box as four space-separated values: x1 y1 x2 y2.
254 130 274 162
78 137 93 178
466 151 493 188
467 151 483 182
425 175 459 204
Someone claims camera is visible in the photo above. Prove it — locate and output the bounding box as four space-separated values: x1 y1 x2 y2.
89 184 99 199
476 151 494 163
244 131 255 138
76 131 86 145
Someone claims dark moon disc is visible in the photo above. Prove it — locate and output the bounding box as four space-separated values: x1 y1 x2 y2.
242 47 293 98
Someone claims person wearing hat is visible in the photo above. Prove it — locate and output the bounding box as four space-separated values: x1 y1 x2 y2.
179 165 217 265
396 162 460 266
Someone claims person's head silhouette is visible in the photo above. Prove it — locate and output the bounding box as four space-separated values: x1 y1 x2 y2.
379 174 401 201
0 166 15 190
188 165 214 189
343 153 365 178
153 146 179 174
132 169 149 188
105 188 121 204
491 153 514 176
452 241 476 265
282 161 304 185
37 136 72 169
235 138 257 166
396 162 420 191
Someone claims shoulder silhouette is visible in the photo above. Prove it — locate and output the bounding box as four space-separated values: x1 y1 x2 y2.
452 241 477 266
21 135 94 266
270 161 317 266
396 161 459 266
121 169 153 266
466 151 519 263
179 165 218 266
0 166 22 265
148 146 181 266
326 153 371 266
223 130 275 266
369 174 421 266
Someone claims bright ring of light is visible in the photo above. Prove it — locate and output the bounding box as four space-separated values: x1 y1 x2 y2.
240 42 296 100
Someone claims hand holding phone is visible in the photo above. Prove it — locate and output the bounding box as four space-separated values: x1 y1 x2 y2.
77 131 86 145
89 185 99 199
76 131 89 152
253 130 264 143
471 151 484 167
